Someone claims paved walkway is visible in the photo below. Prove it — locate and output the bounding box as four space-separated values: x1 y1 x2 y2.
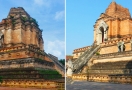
66 81 132 90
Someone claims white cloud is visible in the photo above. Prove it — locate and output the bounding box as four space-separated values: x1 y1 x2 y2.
45 40 65 59
54 10 65 21
34 0 50 7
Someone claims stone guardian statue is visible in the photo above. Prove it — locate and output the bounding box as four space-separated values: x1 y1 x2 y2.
66 59 73 77
117 41 125 52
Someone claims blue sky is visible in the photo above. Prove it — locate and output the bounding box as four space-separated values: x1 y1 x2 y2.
0 0 65 59
66 0 132 55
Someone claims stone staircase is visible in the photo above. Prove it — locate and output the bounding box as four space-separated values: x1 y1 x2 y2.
66 77 74 84
47 53 65 76
73 44 100 74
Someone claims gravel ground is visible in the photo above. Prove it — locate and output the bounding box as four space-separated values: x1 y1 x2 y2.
66 81 132 90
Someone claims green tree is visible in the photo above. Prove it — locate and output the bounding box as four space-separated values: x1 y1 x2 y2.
59 59 65 66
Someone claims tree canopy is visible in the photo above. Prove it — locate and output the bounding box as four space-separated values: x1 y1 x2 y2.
59 59 65 66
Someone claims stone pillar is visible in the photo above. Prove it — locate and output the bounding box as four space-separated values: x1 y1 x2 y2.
36 34 39 47
21 25 26 44
97 34 100 45
25 24 31 45
12 23 22 44
97 32 102 45
107 20 112 40
94 29 96 42
35 33 38 47
130 40 132 50
33 29 36 45
31 26 36 45
104 28 106 40
4 26 12 46
40 39 44 50
97 34 99 45
30 29 33 45
104 30 108 41
116 19 119 38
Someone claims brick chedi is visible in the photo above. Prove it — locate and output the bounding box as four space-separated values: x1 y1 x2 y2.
105 2 130 19
71 2 132 84
0 7 43 50
0 7 64 89
93 2 132 54
0 7 52 64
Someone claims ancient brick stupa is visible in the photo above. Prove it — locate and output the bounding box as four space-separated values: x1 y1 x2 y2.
0 7 64 88
71 2 132 84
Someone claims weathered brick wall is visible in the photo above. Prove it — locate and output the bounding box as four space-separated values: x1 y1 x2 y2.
0 7 44 50
105 2 130 19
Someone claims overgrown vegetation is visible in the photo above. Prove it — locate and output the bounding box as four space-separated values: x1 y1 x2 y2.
21 16 27 21
9 15 15 25
59 59 65 66
30 18 38 25
10 15 14 19
96 52 100 55
21 16 38 26
36 68 62 79
0 69 62 80
37 69 60 74
36 58 43 61
0 76 3 83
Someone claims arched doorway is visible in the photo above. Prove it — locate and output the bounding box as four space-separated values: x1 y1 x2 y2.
97 26 105 44
100 27 104 43
96 20 108 45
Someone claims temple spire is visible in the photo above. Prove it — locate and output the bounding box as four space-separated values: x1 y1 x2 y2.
105 0 131 19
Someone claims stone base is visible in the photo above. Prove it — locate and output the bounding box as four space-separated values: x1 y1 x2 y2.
72 51 132 84
0 58 62 80
0 79 65 89
72 74 132 84
0 58 54 70
88 74 132 84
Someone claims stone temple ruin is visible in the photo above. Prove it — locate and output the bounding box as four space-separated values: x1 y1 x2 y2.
68 1 132 84
0 7 64 89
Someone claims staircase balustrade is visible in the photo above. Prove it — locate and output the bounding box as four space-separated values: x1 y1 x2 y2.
73 43 100 73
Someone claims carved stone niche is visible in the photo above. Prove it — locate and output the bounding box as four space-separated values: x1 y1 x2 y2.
96 20 108 45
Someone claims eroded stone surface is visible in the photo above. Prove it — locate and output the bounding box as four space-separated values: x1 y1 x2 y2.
105 2 130 19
